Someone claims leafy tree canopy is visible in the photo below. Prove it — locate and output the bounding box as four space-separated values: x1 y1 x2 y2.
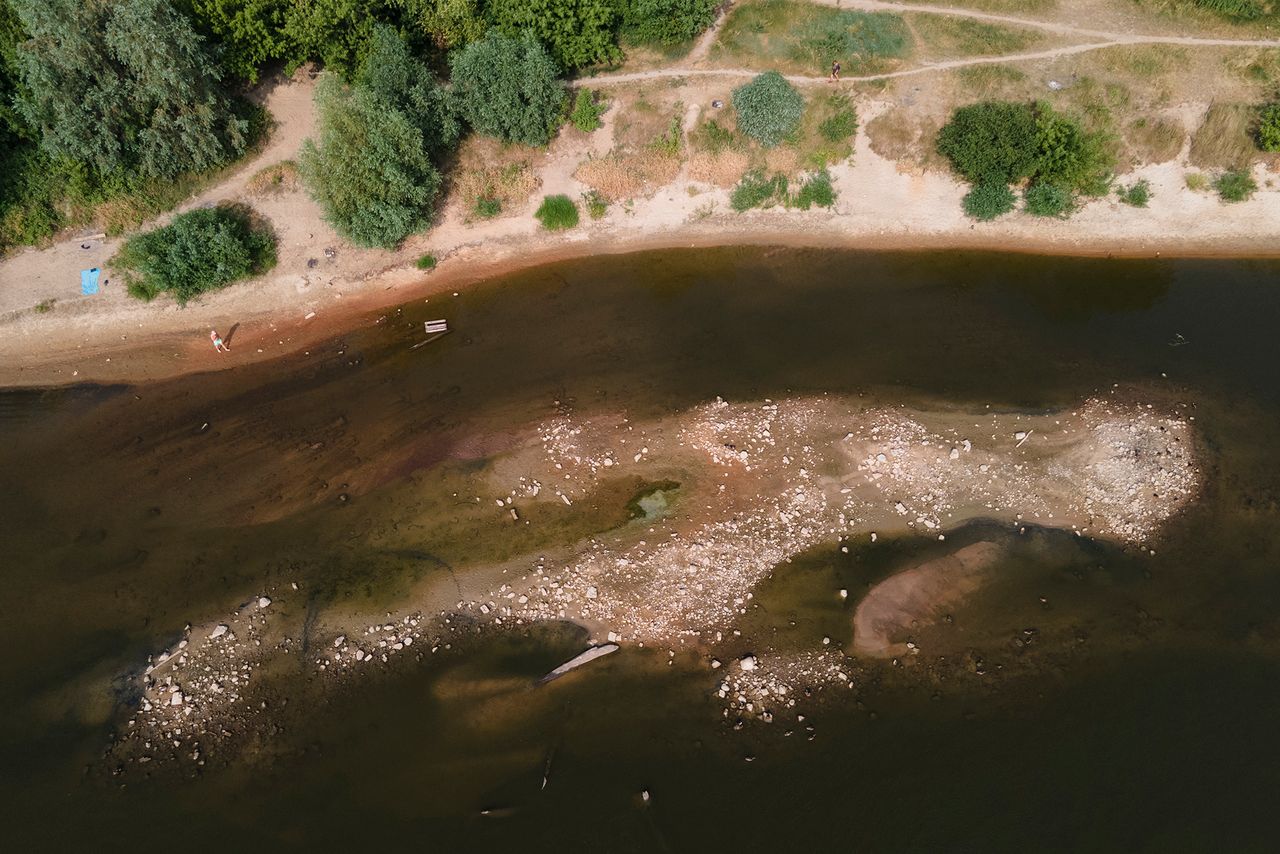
298 75 443 248
618 0 717 46
485 0 619 70
450 30 566 146
13 0 246 181
180 0 293 81
356 25 460 159
115 203 276 304
936 101 1039 185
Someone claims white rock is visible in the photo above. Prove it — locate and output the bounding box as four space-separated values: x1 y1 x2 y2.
586 585 598 599
257 596 271 608
170 691 184 706
209 624 228 639
839 588 848 599
607 631 620 642
949 447 960 460
711 659 722 669
739 655 757 672
1015 431 1027 441
334 635 345 648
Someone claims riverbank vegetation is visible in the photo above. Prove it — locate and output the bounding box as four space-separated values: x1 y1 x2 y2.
114 204 276 304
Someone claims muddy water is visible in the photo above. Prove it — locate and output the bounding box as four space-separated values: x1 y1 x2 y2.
3 247 1280 850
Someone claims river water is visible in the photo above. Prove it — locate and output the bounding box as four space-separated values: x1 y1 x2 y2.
3 247 1280 851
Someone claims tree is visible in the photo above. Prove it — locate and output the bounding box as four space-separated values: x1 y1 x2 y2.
936 101 1039 185
115 203 276 304
357 25 459 159
732 71 805 148
485 0 619 70
282 0 385 78
450 30 566 146
181 0 293 81
401 0 485 48
618 0 717 46
298 76 443 248
13 0 246 181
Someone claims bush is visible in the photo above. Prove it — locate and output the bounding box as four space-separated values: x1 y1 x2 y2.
416 253 437 270
569 88 607 133
1214 168 1257 202
732 71 805 148
730 169 788 211
1024 182 1074 217
485 0 620 70
962 181 1016 221
1257 103 1280 152
1033 103 1113 196
474 197 501 218
114 204 276 304
792 169 836 209
818 102 859 143
1185 172 1210 191
583 189 608 219
299 77 443 248
536 194 579 229
451 31 567 146
937 101 1039 184
1117 179 1151 207
619 0 718 46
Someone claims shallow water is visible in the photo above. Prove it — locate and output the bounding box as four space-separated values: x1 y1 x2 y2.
3 247 1280 851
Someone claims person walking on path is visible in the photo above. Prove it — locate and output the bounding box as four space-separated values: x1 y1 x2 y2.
830 60 841 82
210 329 230 353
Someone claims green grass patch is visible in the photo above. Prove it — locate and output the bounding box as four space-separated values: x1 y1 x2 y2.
569 88 608 133
714 0 910 75
473 197 502 219
793 169 836 209
963 181 1016 220
1024 182 1076 217
907 13 1040 57
415 253 437 270
1214 168 1258 201
1116 179 1152 207
583 189 609 219
731 169 789 210
535 194 580 229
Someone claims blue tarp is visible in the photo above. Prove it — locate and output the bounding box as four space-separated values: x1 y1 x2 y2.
80 268 100 296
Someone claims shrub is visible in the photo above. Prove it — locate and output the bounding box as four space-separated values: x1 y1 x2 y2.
536 194 579 229
619 0 718 46
1185 172 1210 191
1257 102 1280 152
569 88 607 133
792 169 835 209
583 189 608 219
299 76 442 249
962 181 1015 221
1214 168 1258 201
732 71 805 148
1023 182 1074 217
114 204 276 304
451 30 567 146
416 253 437 270
818 102 859 143
474 197 502 218
1116 179 1151 207
485 0 620 70
936 101 1039 184
730 169 788 211
1032 102 1113 196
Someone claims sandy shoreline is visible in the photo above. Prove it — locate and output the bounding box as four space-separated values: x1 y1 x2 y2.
4 221 1280 391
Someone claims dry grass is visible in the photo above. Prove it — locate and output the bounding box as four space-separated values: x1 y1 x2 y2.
1122 116 1186 167
1096 45 1188 78
688 151 753 186
1190 103 1258 168
245 161 300 197
576 150 683 201
866 108 947 172
447 136 542 219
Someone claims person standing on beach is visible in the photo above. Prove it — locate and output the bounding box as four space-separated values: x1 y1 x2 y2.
830 60 841 82
210 329 230 353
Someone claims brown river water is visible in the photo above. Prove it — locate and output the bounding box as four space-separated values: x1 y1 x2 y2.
2 247 1280 851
